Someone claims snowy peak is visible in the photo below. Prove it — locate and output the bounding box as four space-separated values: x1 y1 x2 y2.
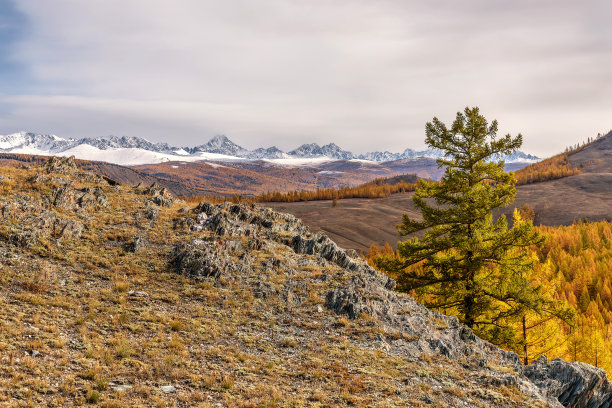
79 135 175 153
190 135 249 157
0 131 541 166
289 143 324 158
247 146 290 160
289 142 353 159
0 131 76 153
319 143 354 160
499 151 540 162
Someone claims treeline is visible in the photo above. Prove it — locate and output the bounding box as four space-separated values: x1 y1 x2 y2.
514 132 610 185
514 152 581 185
367 220 612 374
258 176 417 203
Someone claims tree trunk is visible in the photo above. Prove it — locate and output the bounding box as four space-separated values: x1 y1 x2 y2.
523 315 528 365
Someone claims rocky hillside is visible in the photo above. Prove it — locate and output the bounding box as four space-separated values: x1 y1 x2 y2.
0 157 607 407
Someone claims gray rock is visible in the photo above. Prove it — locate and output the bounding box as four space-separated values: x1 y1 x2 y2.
169 241 238 279
57 218 84 240
45 156 77 174
128 290 149 298
325 287 363 319
524 356 612 408
110 384 133 392
160 385 176 393
52 185 108 210
151 194 174 207
143 204 159 222
253 281 276 299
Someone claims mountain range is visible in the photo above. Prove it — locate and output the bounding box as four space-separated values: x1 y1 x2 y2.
0 132 539 166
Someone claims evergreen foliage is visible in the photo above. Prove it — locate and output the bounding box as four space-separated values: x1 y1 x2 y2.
375 107 573 349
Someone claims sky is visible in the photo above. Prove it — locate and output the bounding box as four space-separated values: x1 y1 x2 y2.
0 0 611 157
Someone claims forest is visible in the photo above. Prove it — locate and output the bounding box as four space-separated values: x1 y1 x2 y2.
258 141 595 204
367 219 612 375
257 175 417 203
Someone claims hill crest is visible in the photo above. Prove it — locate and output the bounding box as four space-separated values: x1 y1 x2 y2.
0 157 609 406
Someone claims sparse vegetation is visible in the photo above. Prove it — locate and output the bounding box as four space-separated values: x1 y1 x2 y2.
0 157 546 407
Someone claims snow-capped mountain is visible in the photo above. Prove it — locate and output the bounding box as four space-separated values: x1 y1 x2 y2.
0 131 76 154
496 151 540 162
0 131 540 166
289 143 354 160
357 151 402 162
247 146 290 160
81 135 178 153
187 135 249 157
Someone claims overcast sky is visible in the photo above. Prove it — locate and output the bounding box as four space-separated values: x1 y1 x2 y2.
0 0 610 156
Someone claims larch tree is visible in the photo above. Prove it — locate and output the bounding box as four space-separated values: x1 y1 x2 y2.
376 106 572 348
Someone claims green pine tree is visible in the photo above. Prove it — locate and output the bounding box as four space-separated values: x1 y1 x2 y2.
376 107 572 345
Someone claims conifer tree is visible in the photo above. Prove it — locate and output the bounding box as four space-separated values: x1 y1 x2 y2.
376 107 572 345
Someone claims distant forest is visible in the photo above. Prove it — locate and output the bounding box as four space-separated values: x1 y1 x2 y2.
257 137 602 204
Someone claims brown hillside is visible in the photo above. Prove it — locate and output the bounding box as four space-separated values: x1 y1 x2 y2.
569 131 612 173
268 134 612 252
0 153 200 197
1 157 565 407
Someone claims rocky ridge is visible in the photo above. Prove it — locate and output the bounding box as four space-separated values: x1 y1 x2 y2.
0 156 608 407
170 197 612 407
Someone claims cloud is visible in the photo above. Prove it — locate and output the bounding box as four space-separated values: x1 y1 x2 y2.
1 0 611 155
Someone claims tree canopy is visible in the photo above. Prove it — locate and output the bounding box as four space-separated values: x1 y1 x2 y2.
376 107 573 351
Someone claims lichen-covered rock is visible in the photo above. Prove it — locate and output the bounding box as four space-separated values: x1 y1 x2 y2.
5 208 84 247
78 187 108 209
325 287 363 319
52 185 108 210
143 183 176 207
45 156 77 174
169 241 240 279
142 204 159 224
524 356 612 408
56 218 84 240
151 194 174 207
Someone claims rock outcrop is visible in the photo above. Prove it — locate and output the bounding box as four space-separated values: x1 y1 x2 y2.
524 356 612 407
177 201 560 405
52 185 108 210
176 200 612 407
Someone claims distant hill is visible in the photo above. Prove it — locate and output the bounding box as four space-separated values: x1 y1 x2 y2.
268 132 612 252
569 130 612 173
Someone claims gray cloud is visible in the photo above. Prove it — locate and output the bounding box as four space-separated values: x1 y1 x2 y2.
1 0 611 156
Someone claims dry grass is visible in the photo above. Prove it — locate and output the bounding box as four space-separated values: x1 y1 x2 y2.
0 163 550 407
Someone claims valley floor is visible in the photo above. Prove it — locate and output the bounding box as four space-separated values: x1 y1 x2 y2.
268 173 612 252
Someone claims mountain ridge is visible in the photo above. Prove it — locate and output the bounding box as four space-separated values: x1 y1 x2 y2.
0 131 540 165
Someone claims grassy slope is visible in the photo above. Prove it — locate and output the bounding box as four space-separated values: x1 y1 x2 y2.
0 163 548 407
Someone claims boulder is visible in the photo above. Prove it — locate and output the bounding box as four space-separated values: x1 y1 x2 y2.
169 242 238 279
524 356 612 408
45 156 77 174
